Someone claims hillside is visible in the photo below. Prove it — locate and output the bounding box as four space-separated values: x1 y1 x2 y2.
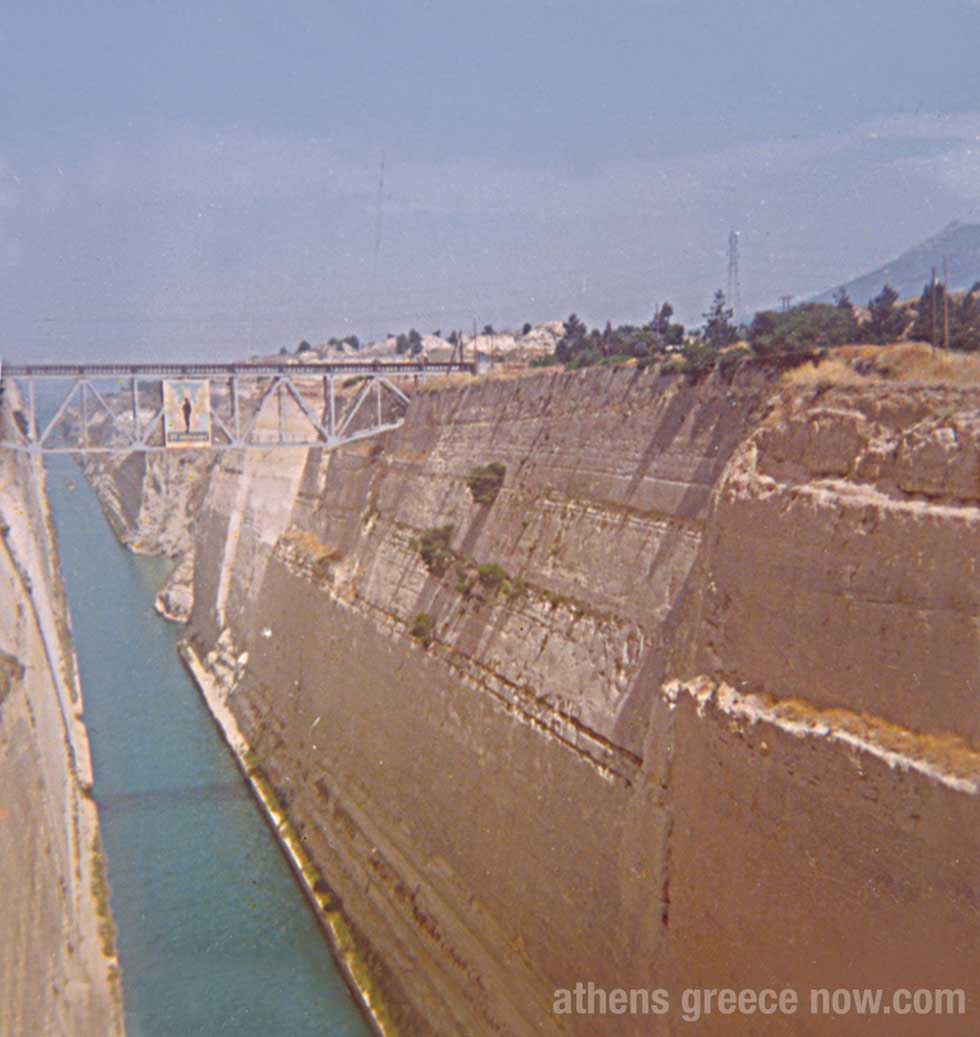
815 220 980 304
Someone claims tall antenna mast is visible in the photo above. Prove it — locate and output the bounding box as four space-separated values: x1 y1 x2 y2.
368 151 386 339
727 230 742 322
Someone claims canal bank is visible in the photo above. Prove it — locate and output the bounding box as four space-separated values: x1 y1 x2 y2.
45 454 374 1037
0 403 123 1037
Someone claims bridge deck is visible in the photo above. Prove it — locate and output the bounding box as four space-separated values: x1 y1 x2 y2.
3 360 473 379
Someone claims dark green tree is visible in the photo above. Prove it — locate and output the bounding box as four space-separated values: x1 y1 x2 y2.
951 292 980 351
749 303 855 358
702 290 737 350
651 302 684 347
555 313 588 363
863 284 908 343
833 287 854 313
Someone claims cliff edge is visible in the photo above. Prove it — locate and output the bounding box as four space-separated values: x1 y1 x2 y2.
0 392 125 1037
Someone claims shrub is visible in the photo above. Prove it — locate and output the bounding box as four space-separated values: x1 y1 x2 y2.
477 562 509 591
717 346 751 382
749 303 855 357
663 340 717 379
455 566 477 597
417 526 454 576
465 462 506 505
411 612 436 647
566 348 602 370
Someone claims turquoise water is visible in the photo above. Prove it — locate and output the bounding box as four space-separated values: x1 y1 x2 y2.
45 456 372 1037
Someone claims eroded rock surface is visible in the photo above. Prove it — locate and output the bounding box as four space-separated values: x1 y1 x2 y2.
0 395 124 1037
92 366 980 1035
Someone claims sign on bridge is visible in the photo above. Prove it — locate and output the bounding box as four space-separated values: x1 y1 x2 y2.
163 380 212 448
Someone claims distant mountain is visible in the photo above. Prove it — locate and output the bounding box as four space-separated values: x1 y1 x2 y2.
813 221 980 305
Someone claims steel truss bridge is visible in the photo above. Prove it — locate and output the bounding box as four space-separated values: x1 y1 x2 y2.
0 360 474 455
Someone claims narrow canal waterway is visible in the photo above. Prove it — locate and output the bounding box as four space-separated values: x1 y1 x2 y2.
46 456 372 1037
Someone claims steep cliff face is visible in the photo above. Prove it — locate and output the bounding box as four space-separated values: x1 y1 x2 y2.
0 398 124 1036
83 450 213 621
99 366 979 1035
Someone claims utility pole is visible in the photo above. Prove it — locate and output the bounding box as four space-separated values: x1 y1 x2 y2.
931 266 938 351
943 257 950 351
779 295 793 313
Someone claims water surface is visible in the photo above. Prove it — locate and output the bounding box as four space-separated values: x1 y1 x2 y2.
46 456 371 1037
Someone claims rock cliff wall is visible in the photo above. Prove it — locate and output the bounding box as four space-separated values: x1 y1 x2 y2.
0 395 124 1037
83 450 213 622
96 366 979 1035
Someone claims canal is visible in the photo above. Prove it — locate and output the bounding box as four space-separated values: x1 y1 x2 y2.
45 456 372 1037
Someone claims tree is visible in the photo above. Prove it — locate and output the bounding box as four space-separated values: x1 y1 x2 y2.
343 334 360 350
910 281 945 345
911 285 980 352
483 324 495 336
555 313 588 363
395 328 423 355
702 290 737 350
833 287 854 313
522 322 533 335
297 340 312 353
951 292 980 351
749 303 855 358
863 284 908 343
651 302 684 347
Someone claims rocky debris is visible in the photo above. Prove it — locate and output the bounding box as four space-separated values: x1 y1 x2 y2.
205 628 248 694
154 553 195 623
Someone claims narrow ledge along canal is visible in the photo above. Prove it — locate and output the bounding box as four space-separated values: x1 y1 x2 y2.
46 456 372 1037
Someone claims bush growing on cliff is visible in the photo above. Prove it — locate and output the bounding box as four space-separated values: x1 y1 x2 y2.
455 563 477 597
465 462 506 505
662 339 718 380
717 345 752 381
411 612 436 647
477 562 509 591
0 651 25 708
417 526 455 576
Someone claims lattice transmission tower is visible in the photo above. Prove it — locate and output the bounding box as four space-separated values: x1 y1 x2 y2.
727 229 742 323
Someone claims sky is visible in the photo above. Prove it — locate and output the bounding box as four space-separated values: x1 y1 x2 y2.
4 0 980 362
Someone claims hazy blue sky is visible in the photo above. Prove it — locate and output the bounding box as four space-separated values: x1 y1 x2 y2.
4 0 980 360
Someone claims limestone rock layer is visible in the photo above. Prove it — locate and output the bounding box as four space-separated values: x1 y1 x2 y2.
96 367 979 1036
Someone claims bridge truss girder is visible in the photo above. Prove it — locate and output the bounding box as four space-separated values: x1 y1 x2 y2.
0 367 426 456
